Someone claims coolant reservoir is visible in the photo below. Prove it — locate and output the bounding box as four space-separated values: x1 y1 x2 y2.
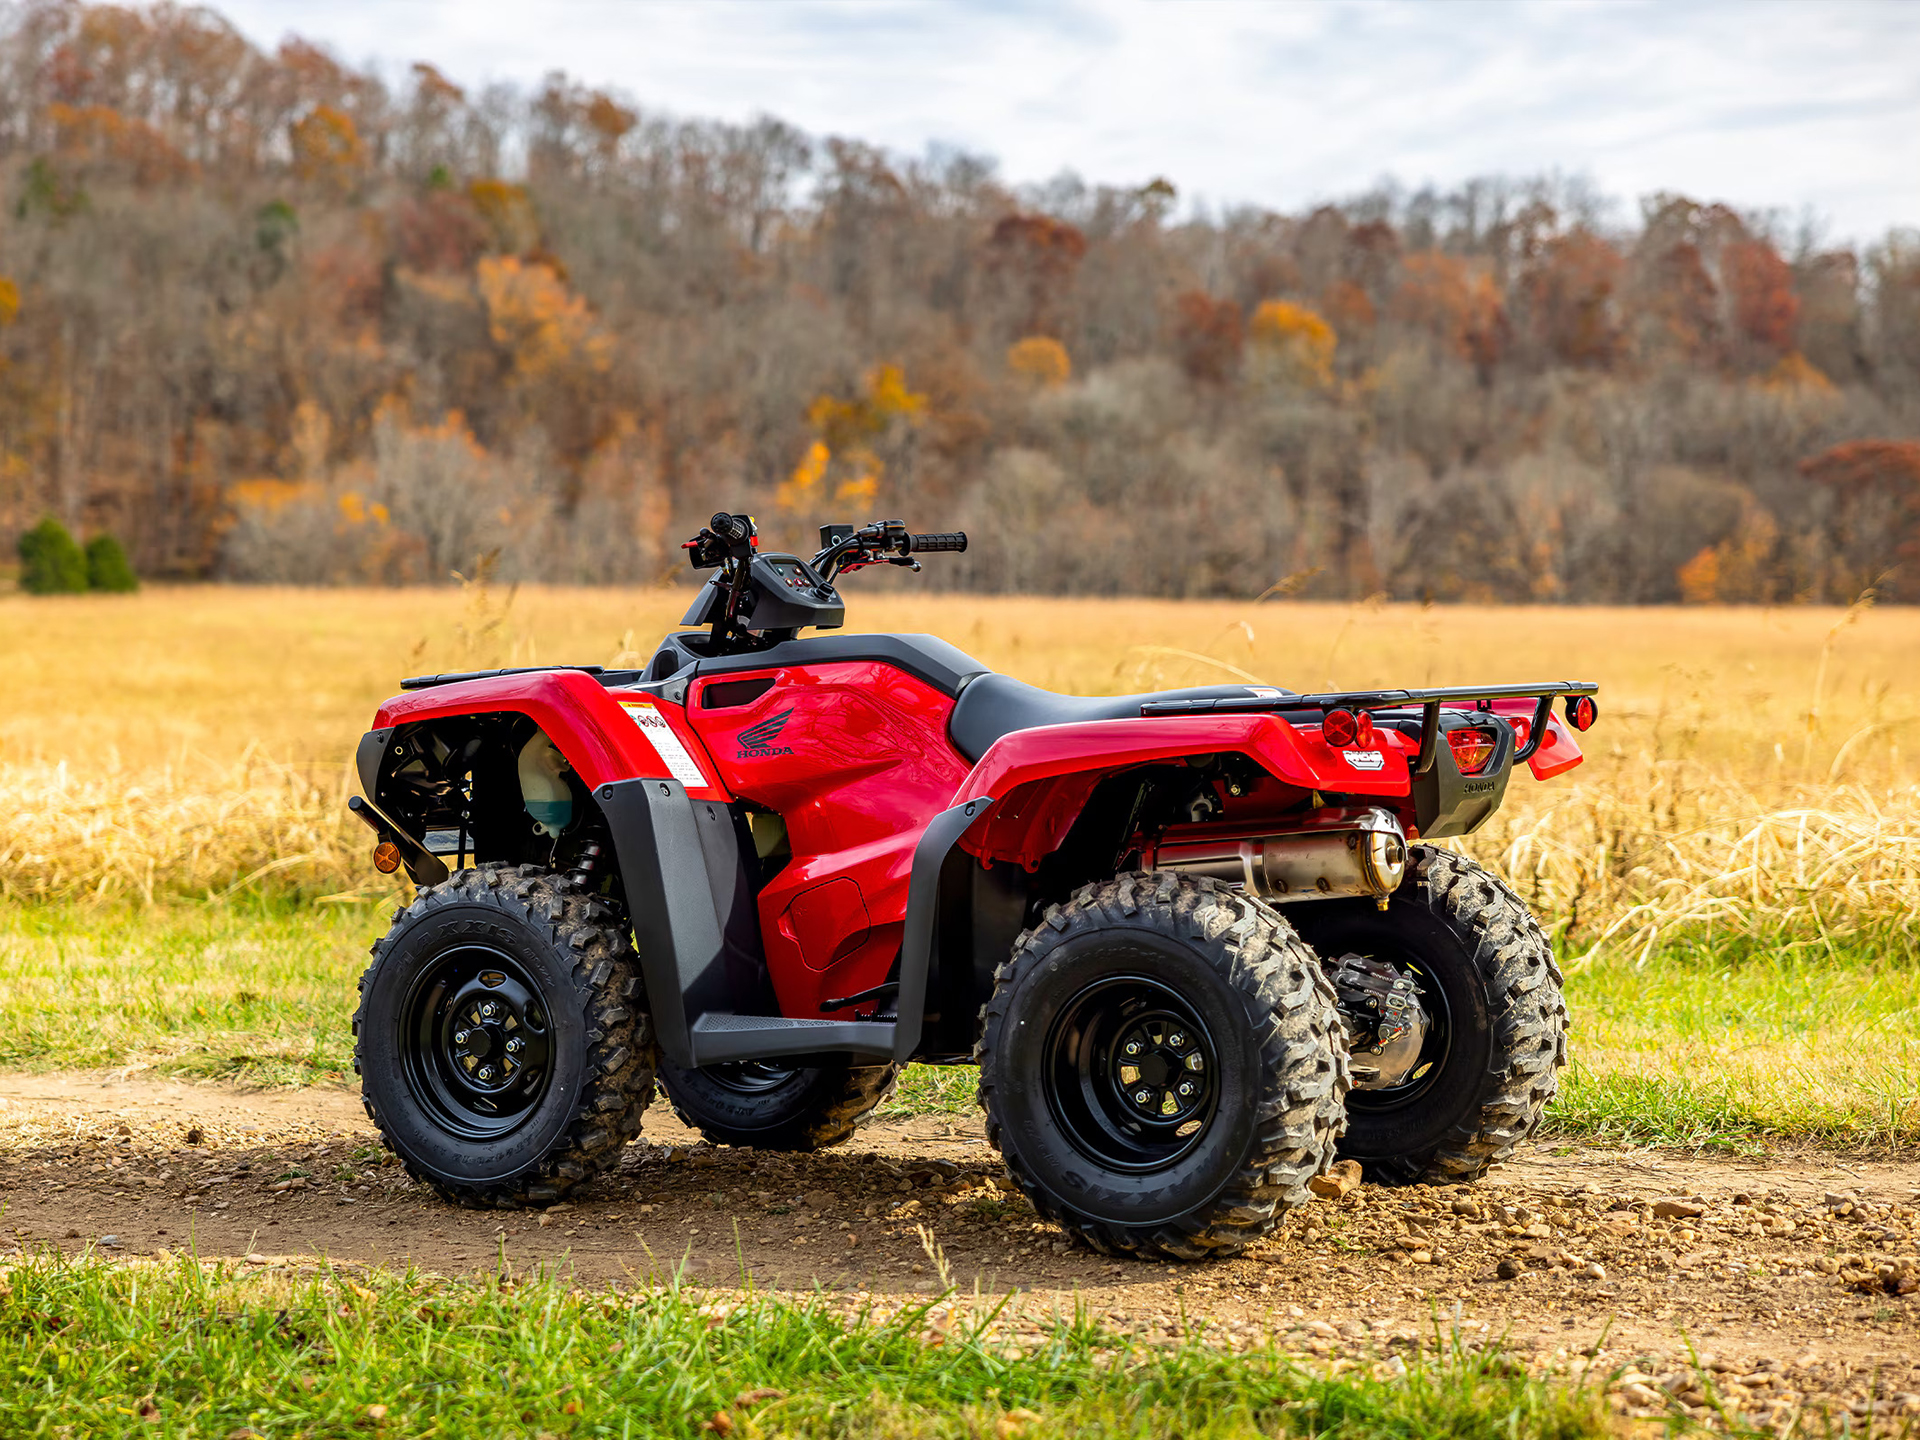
518 734 573 837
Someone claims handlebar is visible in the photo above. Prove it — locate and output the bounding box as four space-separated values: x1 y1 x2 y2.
908 532 967 554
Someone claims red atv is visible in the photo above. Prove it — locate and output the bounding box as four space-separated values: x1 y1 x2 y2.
348 514 1597 1260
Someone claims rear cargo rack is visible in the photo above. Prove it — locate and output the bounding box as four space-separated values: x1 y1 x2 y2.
1140 681 1599 774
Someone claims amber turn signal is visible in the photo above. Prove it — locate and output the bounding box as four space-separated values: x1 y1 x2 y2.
1447 727 1498 774
1564 694 1598 731
372 841 403 874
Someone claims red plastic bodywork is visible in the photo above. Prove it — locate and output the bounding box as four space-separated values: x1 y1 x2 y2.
954 715 1418 869
683 662 971 1022
370 663 1586 1023
371 670 730 801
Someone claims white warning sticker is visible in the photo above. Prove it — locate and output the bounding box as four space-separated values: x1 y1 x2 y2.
619 703 710 789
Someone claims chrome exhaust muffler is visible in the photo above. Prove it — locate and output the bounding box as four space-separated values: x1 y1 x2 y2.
1150 805 1408 903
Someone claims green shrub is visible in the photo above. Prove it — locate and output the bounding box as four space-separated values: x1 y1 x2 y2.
84 532 139 592
17 516 87 594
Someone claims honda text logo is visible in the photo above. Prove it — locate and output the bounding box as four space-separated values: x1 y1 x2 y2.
737 709 795 758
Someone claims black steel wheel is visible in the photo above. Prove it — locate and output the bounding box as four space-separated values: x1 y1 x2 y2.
1285 845 1567 1185
354 864 655 1207
1042 977 1219 1173
978 871 1348 1262
399 946 555 1140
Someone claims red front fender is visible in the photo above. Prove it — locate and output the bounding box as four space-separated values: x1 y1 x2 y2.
372 671 731 800
951 714 1412 870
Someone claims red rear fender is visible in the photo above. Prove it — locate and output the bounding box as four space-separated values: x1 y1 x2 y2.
953 714 1412 870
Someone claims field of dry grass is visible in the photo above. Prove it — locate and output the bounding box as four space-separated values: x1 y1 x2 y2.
4 582 1916 938
2 583 1917 1143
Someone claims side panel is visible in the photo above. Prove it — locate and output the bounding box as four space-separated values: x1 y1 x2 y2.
686 661 971 1021
372 670 729 800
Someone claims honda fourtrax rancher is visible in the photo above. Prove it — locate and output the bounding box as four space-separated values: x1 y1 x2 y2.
347 514 1598 1260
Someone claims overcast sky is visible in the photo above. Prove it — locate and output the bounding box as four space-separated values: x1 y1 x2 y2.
216 0 1920 244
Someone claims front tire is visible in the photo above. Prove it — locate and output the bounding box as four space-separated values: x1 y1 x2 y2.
1285 846 1569 1185
655 1057 900 1151
977 872 1348 1261
353 864 656 1207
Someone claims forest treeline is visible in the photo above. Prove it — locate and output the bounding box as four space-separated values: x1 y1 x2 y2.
2 1 1919 601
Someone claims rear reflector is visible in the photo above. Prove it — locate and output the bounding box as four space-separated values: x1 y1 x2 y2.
1565 694 1598 731
1321 708 1375 749
372 841 403 874
1447 728 1497 774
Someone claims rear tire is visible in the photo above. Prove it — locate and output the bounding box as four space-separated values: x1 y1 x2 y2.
656 1057 900 1151
977 871 1348 1262
1285 845 1568 1185
353 864 655 1208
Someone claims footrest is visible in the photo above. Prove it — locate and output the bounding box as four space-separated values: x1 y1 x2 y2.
687 1013 896 1065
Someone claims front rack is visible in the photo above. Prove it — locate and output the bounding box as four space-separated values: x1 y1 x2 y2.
1139 680 1600 774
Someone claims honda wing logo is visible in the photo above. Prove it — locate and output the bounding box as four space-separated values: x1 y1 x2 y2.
736 709 795 758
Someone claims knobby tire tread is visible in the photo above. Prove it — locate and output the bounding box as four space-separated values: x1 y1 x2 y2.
1396 845 1568 1184
977 871 1349 1261
666 1063 902 1153
353 863 656 1208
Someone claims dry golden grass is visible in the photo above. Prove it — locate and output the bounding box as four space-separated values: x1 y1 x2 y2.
2 583 1917 955
3 584 1917 1140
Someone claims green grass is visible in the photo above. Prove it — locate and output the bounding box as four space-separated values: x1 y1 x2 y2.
0 1253 1611 1440
3 901 1916 1146
0 899 372 1085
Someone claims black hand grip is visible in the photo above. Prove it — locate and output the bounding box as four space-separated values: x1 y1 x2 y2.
908 532 967 553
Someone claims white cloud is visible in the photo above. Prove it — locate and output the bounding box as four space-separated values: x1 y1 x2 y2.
216 0 1920 242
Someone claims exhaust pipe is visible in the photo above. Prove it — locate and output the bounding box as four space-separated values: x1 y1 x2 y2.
1150 805 1408 904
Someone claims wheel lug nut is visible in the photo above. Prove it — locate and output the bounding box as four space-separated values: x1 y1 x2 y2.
478 1065 496 1082
1133 1090 1151 1105
481 1003 498 1018
506 1037 523 1054
1178 1081 1195 1096
454 1030 470 1046
1123 1041 1142 1056
1168 1032 1186 1048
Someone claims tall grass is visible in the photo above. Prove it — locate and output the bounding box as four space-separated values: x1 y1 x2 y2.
2 586 1916 961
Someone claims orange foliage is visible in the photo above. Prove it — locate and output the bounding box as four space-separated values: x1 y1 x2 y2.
1724 239 1799 357
1172 291 1243 384
1319 280 1376 336
1248 300 1335 386
1392 254 1508 373
0 277 18 327
47 101 193 184
1676 546 1719 603
1005 336 1071 388
1525 231 1623 367
290 105 364 185
1800 440 1920 492
467 178 540 253
804 364 926 450
475 256 612 378
1762 352 1833 394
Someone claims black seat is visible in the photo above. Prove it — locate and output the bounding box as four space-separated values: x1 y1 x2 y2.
948 673 1296 763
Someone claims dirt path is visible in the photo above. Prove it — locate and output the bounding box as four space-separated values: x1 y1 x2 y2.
3 1072 1917 1427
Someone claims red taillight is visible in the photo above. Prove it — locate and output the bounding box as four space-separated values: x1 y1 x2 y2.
1321 708 1375 749
1447 727 1497 774
1565 695 1597 731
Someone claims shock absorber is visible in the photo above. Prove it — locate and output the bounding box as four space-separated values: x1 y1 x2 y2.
568 841 604 890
